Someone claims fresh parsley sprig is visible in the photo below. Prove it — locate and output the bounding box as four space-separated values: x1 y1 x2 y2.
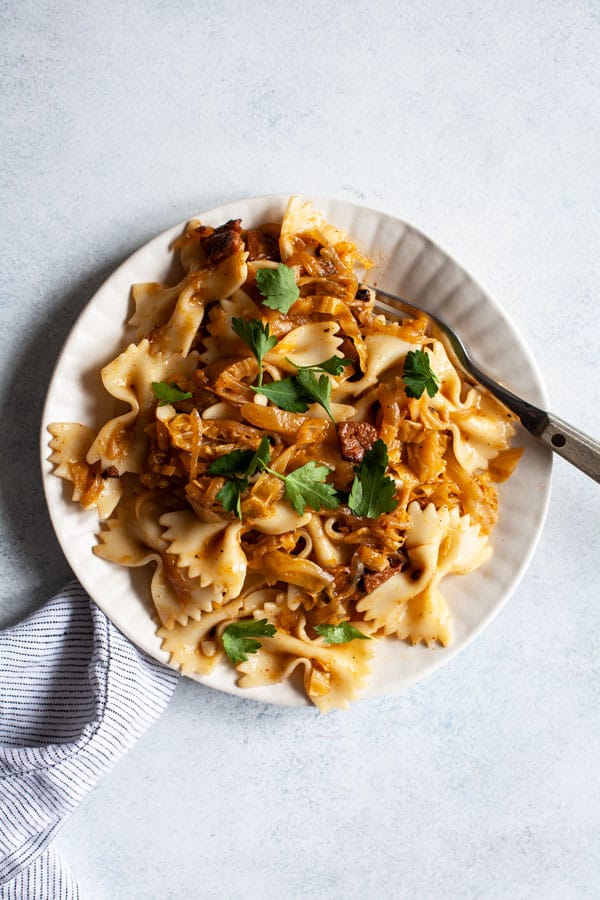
231 317 277 386
256 264 300 313
285 355 354 377
252 370 336 422
151 381 193 406
314 623 371 644
347 439 398 518
208 448 256 477
208 436 271 519
222 618 276 664
402 349 440 399
265 460 340 517
252 377 311 413
213 480 246 519
295 370 335 423
245 435 271 476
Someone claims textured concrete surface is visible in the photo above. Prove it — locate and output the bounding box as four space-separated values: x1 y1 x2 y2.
1 1 599 898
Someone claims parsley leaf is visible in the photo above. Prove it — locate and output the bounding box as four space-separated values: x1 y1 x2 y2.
252 377 310 413
222 618 277 665
314 622 371 644
256 264 300 313
295 370 335 423
215 479 247 519
208 448 255 477
286 355 354 377
268 461 340 516
151 381 192 405
232 317 277 386
402 348 440 399
347 439 398 518
246 435 271 476
209 437 272 519
253 371 336 421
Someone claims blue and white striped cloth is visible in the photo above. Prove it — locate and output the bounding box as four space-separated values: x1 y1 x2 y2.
0 583 179 899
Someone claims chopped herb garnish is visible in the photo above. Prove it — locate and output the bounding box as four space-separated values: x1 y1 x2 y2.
252 370 336 422
231 317 277 386
252 377 311 413
222 618 277 665
256 263 300 314
402 348 440 399
151 381 192 405
347 439 398 518
215 479 246 519
208 448 256 477
266 461 340 517
286 355 354 377
295 370 335 423
314 623 371 644
208 436 272 520
246 435 272 476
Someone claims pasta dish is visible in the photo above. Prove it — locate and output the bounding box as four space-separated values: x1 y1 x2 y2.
48 197 522 711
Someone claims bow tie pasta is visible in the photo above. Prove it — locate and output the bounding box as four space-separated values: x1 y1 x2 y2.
48 199 522 711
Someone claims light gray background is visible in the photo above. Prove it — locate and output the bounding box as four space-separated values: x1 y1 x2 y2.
1 2 599 898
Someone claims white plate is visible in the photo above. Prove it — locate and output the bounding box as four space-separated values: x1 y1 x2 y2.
41 195 552 707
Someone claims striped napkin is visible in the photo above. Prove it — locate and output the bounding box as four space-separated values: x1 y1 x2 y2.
0 583 179 899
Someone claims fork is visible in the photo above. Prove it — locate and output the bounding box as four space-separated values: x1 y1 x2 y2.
367 285 600 483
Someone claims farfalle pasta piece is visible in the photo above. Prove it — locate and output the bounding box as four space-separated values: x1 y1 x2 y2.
94 507 184 629
357 502 491 646
128 281 182 342
150 246 247 361
449 397 516 475
237 615 374 712
160 511 247 601
128 245 247 367
333 333 415 400
200 290 263 365
448 507 491 575
158 598 244 675
247 502 312 535
150 560 216 629
86 340 198 474
279 197 350 263
94 502 217 628
93 501 161 566
48 423 122 519
420 340 517 475
265 322 344 372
